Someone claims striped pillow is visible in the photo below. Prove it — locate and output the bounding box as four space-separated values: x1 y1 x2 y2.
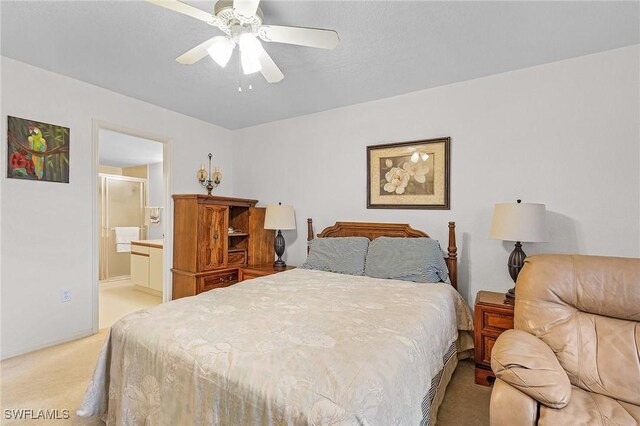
301 237 370 276
364 237 449 283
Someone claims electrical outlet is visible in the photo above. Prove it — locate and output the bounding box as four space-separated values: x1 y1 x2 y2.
60 290 72 303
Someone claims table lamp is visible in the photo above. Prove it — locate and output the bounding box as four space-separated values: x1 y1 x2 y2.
264 203 296 269
490 199 547 303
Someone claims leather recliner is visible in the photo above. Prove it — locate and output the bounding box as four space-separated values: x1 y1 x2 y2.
489 254 640 425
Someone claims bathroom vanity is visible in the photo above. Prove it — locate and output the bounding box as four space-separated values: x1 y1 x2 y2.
130 239 163 295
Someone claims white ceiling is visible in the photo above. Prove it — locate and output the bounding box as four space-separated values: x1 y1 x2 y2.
2 1 638 130
99 129 163 168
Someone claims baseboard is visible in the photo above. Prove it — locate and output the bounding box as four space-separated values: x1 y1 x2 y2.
134 285 162 297
100 277 131 288
1 328 95 361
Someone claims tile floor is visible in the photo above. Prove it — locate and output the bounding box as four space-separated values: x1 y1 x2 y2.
99 279 162 328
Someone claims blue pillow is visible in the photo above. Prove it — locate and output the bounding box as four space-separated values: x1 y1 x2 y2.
301 237 370 276
364 237 449 283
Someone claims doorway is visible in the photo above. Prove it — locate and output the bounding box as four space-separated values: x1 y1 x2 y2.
95 126 169 329
99 174 147 281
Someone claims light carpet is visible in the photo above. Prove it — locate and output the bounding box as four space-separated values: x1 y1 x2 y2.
1 331 491 425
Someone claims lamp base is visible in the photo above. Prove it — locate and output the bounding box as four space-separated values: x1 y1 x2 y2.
505 241 526 304
504 287 515 305
273 230 286 270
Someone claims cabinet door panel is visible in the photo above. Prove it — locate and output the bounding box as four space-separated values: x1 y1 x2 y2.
198 205 228 271
131 253 149 287
149 247 163 292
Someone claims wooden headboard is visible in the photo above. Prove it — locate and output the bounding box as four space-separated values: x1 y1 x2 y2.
306 219 458 290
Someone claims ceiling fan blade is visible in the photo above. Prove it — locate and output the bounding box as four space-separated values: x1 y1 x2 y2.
146 0 213 23
176 37 223 65
258 49 284 83
261 25 339 50
233 0 260 18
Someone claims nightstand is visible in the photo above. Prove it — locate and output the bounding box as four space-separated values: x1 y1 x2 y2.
474 291 514 386
238 264 296 281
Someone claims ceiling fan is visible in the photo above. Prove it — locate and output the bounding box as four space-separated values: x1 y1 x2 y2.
147 0 340 83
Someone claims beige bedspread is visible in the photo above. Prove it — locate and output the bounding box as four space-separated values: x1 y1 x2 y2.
78 269 473 425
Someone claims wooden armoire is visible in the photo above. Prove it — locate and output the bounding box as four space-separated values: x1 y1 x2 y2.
171 195 275 299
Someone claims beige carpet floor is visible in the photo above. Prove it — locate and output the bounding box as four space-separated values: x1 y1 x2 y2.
1 330 108 426
2 331 491 425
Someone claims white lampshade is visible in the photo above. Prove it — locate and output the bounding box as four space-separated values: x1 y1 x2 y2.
207 36 235 67
239 33 262 75
264 204 296 230
490 202 547 243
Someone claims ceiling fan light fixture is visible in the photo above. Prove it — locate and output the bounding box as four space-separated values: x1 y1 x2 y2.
239 33 262 74
148 0 340 84
207 36 235 67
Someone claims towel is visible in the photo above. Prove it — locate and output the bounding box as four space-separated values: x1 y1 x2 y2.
114 227 140 253
148 207 161 225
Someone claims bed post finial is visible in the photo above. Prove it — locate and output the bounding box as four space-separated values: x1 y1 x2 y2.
307 219 313 254
447 221 458 290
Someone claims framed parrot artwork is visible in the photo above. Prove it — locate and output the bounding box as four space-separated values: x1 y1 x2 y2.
7 116 70 183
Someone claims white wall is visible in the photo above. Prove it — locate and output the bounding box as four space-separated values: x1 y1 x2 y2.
2 45 638 358
233 46 640 305
147 162 164 240
0 57 234 358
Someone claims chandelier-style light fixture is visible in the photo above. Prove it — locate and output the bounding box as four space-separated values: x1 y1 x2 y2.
197 153 222 195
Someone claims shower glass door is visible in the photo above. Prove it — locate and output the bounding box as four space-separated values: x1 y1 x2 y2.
99 175 146 281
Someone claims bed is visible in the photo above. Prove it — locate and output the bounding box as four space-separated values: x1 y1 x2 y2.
78 220 473 425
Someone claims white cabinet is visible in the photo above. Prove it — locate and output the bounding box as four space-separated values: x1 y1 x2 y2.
131 244 150 288
149 247 163 292
131 241 162 295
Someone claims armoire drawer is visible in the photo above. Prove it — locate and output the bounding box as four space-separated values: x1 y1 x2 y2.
198 270 238 293
228 250 247 266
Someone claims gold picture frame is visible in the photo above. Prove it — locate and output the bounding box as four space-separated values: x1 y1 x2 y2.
367 137 450 209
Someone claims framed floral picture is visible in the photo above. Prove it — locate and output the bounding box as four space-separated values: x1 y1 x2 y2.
7 116 70 183
367 137 450 209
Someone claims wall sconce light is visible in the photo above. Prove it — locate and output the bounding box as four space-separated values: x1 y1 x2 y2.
197 153 222 195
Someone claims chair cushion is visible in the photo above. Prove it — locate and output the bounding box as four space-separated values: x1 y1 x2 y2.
539 386 640 426
491 330 571 409
515 254 640 405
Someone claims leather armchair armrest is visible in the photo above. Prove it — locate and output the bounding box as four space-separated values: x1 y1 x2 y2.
490 378 538 426
491 329 571 409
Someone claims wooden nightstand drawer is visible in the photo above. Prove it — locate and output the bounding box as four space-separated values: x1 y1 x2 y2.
198 270 238 292
480 335 497 365
483 311 514 332
474 291 515 386
241 272 261 281
238 264 296 281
